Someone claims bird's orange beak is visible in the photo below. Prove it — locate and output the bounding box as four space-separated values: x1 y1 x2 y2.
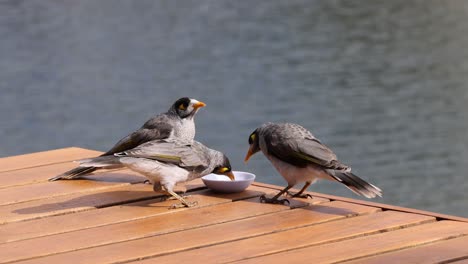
193 101 206 109
244 146 255 163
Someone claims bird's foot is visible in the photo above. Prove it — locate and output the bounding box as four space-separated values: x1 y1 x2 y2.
169 200 198 209
259 195 290 205
167 194 191 200
291 193 313 199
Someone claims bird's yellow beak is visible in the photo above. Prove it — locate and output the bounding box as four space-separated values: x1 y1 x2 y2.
244 146 255 163
226 171 235 181
193 101 206 109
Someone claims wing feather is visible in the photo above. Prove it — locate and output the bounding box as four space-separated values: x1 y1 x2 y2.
263 123 348 170
103 123 173 156
115 140 209 171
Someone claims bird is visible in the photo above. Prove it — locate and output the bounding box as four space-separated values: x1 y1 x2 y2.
49 97 206 181
75 138 235 208
244 122 382 204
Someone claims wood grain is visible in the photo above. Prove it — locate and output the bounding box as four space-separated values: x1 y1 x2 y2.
0 147 102 173
0 185 296 243
138 210 434 264
1 193 321 263
234 221 468 264
253 182 468 223
11 201 375 264
0 170 145 206
342 235 468 264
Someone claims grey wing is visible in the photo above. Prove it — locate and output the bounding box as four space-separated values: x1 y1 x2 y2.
102 122 173 156
265 126 348 170
295 138 349 170
141 114 175 130
115 140 209 171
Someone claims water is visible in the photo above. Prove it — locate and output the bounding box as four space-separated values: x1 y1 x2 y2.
1 0 468 217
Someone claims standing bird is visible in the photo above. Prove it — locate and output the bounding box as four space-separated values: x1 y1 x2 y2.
244 122 382 204
49 97 206 181
75 138 235 208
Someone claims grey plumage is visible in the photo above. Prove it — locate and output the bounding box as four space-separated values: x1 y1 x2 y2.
78 138 234 208
245 122 382 203
49 97 206 181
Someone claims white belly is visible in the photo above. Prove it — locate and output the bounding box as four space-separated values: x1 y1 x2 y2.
266 154 332 186
120 157 191 191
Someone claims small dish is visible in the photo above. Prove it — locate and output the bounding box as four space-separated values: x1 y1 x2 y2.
202 171 256 193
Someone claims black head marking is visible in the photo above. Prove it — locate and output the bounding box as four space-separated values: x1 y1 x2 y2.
248 130 258 145
170 97 192 118
174 97 190 111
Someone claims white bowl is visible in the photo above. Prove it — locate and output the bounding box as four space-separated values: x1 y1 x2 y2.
202 171 256 193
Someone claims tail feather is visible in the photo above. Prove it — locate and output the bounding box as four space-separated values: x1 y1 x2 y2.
48 156 123 181
48 166 98 181
329 171 382 199
77 156 123 168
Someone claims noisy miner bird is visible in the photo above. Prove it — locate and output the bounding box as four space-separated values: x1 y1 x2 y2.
76 138 234 208
49 97 206 181
244 122 382 204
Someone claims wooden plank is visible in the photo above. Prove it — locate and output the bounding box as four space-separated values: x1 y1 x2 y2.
0 184 301 243
0 190 328 263
253 182 468 222
10 201 377 264
232 221 468 264
0 162 144 189
0 183 156 224
0 177 263 225
135 210 434 264
0 170 145 206
0 162 90 189
342 235 468 264
0 147 102 173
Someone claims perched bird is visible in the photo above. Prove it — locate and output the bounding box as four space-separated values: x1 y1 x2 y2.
244 122 382 204
76 138 235 208
49 97 206 181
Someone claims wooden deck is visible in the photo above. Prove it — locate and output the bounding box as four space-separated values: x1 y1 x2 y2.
1 147 467 264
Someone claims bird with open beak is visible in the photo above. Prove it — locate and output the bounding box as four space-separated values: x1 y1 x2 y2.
50 97 206 181
245 122 382 205
77 138 234 208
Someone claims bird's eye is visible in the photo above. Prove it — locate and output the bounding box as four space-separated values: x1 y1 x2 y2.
249 133 256 144
178 103 187 110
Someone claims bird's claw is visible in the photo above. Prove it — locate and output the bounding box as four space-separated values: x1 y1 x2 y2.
259 195 290 205
169 200 198 209
292 193 313 199
167 194 191 200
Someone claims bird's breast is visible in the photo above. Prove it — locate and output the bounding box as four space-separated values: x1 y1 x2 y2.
174 118 195 141
266 154 329 185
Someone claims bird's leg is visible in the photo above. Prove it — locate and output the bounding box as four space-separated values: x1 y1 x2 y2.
154 183 191 202
289 181 313 199
153 182 163 192
166 189 198 209
152 182 169 202
152 183 190 204
260 185 293 205
159 185 197 209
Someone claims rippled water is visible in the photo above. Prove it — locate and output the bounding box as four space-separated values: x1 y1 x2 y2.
1 0 468 217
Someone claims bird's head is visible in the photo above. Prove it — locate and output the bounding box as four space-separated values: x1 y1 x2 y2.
170 97 206 119
244 129 261 163
212 154 235 181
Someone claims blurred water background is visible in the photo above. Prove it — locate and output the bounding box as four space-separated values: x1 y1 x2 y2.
1 0 468 217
